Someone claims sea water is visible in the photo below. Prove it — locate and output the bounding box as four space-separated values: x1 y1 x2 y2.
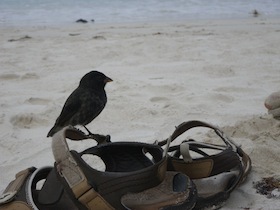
0 0 280 26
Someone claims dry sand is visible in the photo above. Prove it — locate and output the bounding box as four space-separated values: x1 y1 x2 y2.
0 17 280 209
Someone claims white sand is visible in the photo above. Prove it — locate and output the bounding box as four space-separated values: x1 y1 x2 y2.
0 17 280 209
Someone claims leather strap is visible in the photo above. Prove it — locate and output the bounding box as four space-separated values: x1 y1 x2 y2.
52 127 114 210
0 168 35 205
157 120 237 150
0 201 32 210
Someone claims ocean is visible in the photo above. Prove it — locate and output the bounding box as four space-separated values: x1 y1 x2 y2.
0 0 280 26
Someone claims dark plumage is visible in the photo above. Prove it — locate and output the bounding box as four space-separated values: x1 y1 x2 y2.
47 71 112 137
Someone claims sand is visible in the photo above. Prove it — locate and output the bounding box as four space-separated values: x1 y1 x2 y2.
0 17 280 209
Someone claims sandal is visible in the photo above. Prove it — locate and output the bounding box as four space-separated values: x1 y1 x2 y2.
0 166 80 210
156 120 251 210
52 127 197 210
0 127 197 210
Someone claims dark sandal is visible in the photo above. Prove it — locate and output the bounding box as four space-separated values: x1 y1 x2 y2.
0 166 80 210
156 120 251 210
52 126 197 210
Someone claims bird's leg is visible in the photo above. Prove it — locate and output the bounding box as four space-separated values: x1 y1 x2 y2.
83 125 111 144
83 125 94 135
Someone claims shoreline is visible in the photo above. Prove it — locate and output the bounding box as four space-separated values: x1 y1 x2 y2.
1 15 280 29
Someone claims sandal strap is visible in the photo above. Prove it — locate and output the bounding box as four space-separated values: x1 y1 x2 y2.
157 120 251 180
72 143 166 195
158 120 238 150
52 127 114 210
0 167 36 206
168 147 241 179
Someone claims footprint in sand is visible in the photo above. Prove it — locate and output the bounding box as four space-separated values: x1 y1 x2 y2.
149 96 171 108
21 73 39 80
214 86 258 94
204 66 236 78
0 73 39 81
25 97 50 105
10 113 48 128
0 73 20 80
210 93 234 103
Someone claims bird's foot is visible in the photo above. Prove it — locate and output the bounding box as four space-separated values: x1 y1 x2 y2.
69 126 87 135
83 126 111 144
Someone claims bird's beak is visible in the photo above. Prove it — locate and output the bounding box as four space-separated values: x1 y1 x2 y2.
104 77 113 83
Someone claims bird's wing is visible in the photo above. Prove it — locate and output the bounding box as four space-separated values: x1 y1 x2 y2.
55 93 82 126
78 93 106 125
88 95 105 118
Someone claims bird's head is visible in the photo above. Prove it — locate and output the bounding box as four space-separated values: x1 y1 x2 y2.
79 71 113 89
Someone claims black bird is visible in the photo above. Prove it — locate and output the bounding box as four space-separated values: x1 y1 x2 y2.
47 71 112 137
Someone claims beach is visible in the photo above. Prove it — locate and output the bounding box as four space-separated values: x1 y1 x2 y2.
0 17 280 209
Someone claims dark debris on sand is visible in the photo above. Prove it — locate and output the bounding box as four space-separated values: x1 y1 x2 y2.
76 19 88 23
75 19 95 23
8 35 32 42
252 9 260 17
92 35 106 40
254 177 280 198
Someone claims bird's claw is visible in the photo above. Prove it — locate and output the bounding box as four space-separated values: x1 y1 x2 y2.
83 126 111 144
86 133 111 144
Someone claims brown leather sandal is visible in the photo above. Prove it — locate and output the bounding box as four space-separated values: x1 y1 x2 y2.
156 120 251 210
